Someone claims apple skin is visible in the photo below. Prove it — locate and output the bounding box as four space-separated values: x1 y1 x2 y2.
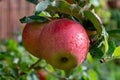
39 19 90 70
22 22 46 57
37 70 47 80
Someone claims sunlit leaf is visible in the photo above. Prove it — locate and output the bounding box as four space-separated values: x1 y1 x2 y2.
38 11 51 17
87 53 94 62
113 46 120 57
87 69 98 80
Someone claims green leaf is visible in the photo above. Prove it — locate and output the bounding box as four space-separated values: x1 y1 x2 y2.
87 69 98 80
35 0 50 14
20 15 49 23
35 0 93 22
45 0 83 22
82 19 96 30
113 46 120 57
84 11 102 34
107 41 116 56
102 26 109 54
90 47 104 59
108 29 120 34
0 62 3 68
87 52 94 62
38 11 51 17
109 34 120 40
20 16 33 23
108 29 120 40
26 0 39 5
7 39 17 51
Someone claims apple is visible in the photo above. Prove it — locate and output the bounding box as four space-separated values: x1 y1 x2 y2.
39 19 90 70
22 22 46 57
37 70 47 80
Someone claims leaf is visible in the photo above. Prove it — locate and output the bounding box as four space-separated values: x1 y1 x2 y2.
107 41 116 56
102 26 109 54
87 69 98 80
113 46 120 57
108 29 120 40
82 19 96 30
35 0 93 22
109 34 120 40
90 47 104 59
44 0 83 22
38 11 51 17
35 0 50 14
84 11 102 34
87 52 94 62
0 62 3 68
20 15 49 23
26 0 39 5
108 29 120 34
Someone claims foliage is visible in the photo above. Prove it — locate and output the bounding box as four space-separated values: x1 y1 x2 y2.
0 35 120 80
0 0 120 80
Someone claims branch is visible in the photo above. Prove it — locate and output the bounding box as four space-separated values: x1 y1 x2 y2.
29 59 41 70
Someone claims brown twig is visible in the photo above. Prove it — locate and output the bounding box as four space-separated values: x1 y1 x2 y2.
29 59 41 70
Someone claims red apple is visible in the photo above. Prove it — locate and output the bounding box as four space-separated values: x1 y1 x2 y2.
39 19 90 70
37 70 47 80
22 22 46 57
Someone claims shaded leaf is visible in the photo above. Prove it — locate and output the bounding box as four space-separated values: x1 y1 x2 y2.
35 0 93 23
20 15 49 23
45 0 83 22
109 34 120 40
108 29 120 34
90 47 104 59
107 41 116 56
82 19 96 30
108 29 120 40
26 0 39 5
84 11 102 34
